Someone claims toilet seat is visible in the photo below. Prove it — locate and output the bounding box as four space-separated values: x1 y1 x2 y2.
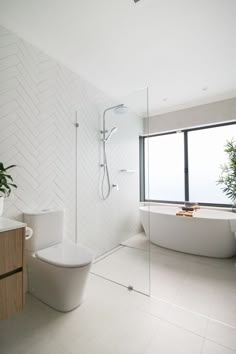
36 240 94 268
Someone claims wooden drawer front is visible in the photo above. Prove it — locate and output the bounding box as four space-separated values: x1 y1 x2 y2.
0 228 24 276
0 271 23 320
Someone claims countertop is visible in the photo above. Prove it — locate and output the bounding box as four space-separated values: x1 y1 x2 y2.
0 217 26 233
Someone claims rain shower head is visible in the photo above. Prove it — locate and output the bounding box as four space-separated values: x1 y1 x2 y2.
103 104 128 116
114 104 128 115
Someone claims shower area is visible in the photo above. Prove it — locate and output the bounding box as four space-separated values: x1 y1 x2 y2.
76 88 151 296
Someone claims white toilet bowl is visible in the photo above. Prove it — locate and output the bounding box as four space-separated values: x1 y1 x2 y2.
24 210 94 312
26 241 93 312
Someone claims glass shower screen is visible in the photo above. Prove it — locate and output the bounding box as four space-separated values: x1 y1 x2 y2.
89 87 150 296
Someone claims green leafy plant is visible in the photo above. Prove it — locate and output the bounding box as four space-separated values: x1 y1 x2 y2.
0 162 17 197
218 139 236 203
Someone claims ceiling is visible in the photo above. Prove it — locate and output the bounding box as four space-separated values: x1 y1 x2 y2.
0 0 235 117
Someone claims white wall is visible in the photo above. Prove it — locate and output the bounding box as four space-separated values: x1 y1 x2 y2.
0 25 142 256
144 98 236 134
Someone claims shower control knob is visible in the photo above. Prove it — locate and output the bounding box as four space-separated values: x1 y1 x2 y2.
112 184 119 191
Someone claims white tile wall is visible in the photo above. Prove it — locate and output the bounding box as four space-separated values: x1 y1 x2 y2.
0 25 142 255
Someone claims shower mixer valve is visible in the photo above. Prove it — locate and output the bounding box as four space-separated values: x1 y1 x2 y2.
112 184 119 191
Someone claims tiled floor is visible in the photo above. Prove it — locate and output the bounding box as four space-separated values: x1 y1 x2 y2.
0 274 235 354
92 233 236 353
94 234 236 318
93 245 150 294
1 233 236 354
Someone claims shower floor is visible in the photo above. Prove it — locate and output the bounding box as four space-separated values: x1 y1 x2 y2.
92 240 150 294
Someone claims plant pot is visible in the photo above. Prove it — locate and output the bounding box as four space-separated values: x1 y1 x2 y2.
0 196 4 216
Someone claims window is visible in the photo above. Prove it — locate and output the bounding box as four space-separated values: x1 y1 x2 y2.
141 121 236 206
188 125 236 204
144 133 184 201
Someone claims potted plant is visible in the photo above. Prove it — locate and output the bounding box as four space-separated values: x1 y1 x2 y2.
0 162 17 216
218 139 236 212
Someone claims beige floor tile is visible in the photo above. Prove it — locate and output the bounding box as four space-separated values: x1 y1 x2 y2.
92 246 150 294
144 320 204 354
166 304 208 336
202 340 236 354
206 320 236 351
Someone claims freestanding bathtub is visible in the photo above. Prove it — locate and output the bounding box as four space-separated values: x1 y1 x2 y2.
140 205 236 258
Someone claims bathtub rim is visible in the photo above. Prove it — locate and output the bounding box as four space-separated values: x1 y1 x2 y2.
139 203 236 221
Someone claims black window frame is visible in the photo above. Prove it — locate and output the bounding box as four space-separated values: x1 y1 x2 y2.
140 120 236 208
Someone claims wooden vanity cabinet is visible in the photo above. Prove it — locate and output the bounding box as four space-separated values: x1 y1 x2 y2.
0 228 25 320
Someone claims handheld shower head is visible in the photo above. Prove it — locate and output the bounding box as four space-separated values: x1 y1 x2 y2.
104 127 118 141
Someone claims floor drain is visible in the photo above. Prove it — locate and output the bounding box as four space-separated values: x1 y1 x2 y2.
128 285 134 291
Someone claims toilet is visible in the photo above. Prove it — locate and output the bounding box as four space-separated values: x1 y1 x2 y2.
23 209 94 312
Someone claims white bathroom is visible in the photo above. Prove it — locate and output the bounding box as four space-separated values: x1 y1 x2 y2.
0 1 236 354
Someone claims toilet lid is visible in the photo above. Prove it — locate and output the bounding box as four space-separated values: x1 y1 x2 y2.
36 241 94 268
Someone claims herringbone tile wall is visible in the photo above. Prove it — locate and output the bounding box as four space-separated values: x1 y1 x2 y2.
0 25 142 255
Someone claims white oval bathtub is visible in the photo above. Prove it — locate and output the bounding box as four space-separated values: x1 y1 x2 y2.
140 205 236 258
